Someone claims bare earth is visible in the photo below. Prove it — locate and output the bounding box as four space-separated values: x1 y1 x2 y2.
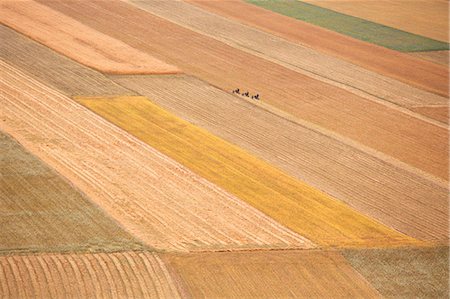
113 75 449 243
0 1 180 74
411 106 449 125
410 50 449 66
186 0 448 97
0 60 312 252
0 251 185 299
163 250 381 298
303 0 449 42
39 0 449 181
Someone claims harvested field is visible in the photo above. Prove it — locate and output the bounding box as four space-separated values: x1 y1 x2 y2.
0 61 311 252
410 106 449 125
186 0 448 96
343 247 449 298
0 1 180 74
303 0 449 42
0 25 134 97
245 0 449 52
36 0 450 180
76 95 420 248
113 75 449 242
127 0 447 109
163 250 381 298
0 251 185 299
0 131 145 254
411 50 449 66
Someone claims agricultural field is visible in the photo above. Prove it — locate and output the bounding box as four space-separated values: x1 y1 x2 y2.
1 0 448 297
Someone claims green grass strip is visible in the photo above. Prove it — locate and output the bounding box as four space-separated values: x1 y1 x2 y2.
246 0 449 52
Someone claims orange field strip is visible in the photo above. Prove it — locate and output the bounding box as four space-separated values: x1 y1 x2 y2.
0 251 185 298
410 106 449 125
112 75 449 243
185 0 448 97
0 61 312 252
163 250 381 298
0 0 180 74
38 0 449 181
410 50 449 67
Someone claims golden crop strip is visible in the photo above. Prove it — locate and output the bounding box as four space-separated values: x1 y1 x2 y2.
76 96 423 248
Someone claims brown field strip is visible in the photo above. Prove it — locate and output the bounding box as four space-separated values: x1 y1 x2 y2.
410 106 449 125
0 25 134 97
343 247 449 298
162 250 381 298
0 1 180 75
185 0 448 97
76 95 421 248
38 0 449 180
113 75 449 243
128 0 447 110
0 251 185 298
302 0 449 43
411 50 449 67
0 131 145 255
0 61 311 252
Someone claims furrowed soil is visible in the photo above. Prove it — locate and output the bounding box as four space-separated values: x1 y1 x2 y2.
185 0 448 96
245 0 449 52
162 250 381 298
0 251 185 299
303 0 449 43
127 0 447 111
410 50 449 66
77 95 421 248
0 131 145 254
0 25 134 97
113 75 449 243
38 0 449 180
410 106 449 124
342 247 449 298
0 1 180 74
0 61 311 252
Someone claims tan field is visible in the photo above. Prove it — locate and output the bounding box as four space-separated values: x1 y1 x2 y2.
39 0 449 180
0 60 311 252
113 75 449 242
0 251 185 298
411 106 449 125
0 25 135 97
0 1 180 74
0 131 145 254
129 0 447 111
411 50 449 66
343 247 449 298
303 0 449 42
163 250 381 298
185 0 448 97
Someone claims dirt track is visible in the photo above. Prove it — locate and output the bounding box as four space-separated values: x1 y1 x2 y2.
113 75 449 242
0 1 180 74
303 0 449 42
0 61 311 252
127 0 447 110
0 251 185 298
163 250 381 298
0 25 134 96
185 0 448 97
0 132 145 254
39 0 449 180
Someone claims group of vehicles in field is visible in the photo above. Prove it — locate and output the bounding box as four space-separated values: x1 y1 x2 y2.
232 88 260 100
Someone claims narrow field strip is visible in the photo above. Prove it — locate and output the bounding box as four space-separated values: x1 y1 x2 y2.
410 106 449 125
0 0 180 74
77 95 422 248
38 0 449 180
162 250 381 298
342 246 449 298
245 0 449 52
129 0 447 109
0 60 311 252
185 0 448 97
410 50 449 67
0 251 185 299
112 75 449 242
0 131 146 255
302 0 449 43
0 25 134 97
